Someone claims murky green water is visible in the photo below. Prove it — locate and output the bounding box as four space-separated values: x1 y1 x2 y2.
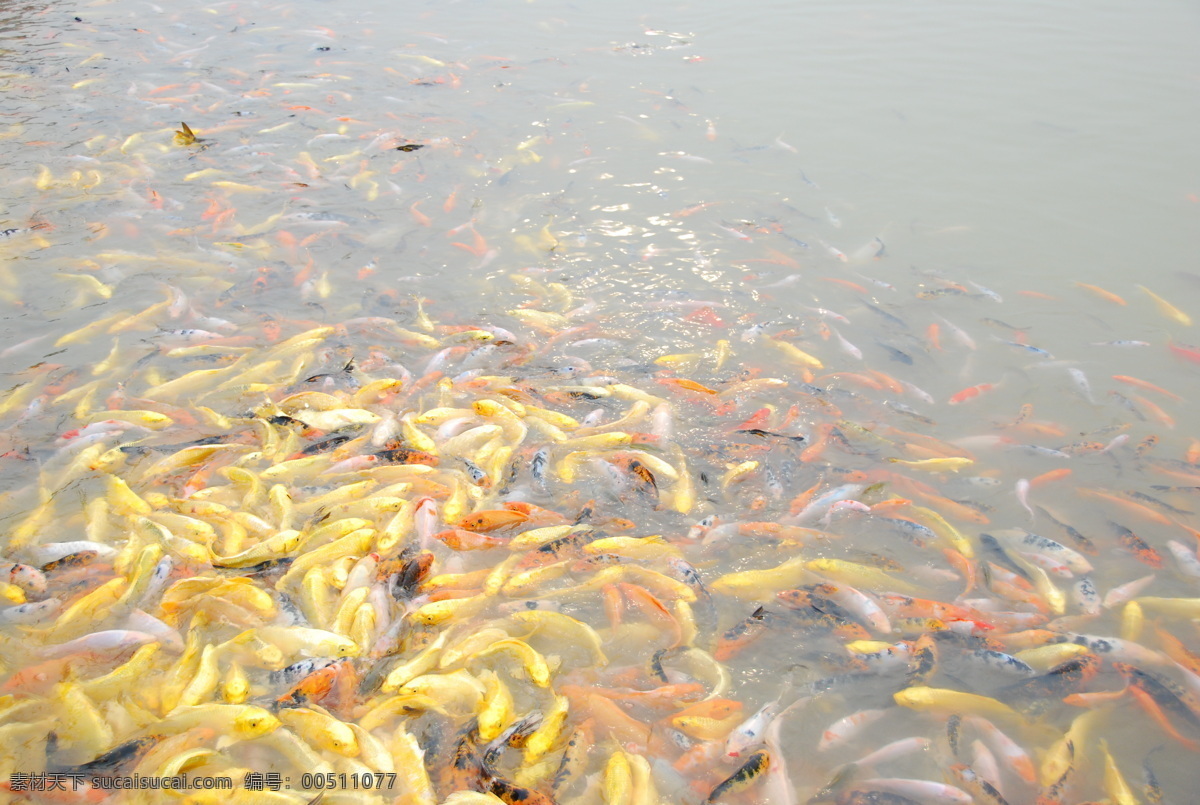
0 1 1197 803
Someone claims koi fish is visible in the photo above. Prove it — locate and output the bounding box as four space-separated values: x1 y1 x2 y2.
948 383 996 404
1139 285 1193 326
704 749 770 803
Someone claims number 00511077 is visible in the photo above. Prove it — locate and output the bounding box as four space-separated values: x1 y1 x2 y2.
299 772 398 790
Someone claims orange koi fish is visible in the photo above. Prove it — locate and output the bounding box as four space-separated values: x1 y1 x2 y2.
949 383 996 405
1073 281 1126 305
1112 375 1182 401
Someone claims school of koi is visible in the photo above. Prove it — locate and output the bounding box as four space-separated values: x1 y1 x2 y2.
1 3 1199 805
